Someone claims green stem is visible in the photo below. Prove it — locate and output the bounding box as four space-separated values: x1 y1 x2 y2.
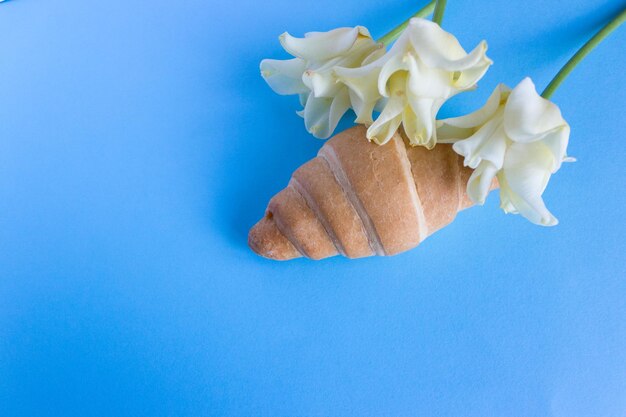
432 0 448 26
378 1 436 46
542 7 626 99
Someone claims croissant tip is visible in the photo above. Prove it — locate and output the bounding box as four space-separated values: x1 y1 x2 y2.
248 213 302 261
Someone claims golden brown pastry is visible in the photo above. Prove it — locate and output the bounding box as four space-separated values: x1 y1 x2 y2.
248 125 494 260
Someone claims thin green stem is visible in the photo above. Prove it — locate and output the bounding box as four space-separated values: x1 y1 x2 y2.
432 0 448 26
378 1 436 46
542 7 626 99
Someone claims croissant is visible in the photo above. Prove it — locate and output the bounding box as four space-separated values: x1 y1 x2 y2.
248 125 495 260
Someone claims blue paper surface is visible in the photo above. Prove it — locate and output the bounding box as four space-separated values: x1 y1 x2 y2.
0 1 625 416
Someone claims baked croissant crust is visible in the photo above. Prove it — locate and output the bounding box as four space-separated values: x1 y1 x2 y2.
249 125 494 260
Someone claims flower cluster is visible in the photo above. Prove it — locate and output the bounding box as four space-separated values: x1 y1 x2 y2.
336 18 491 147
261 26 384 139
438 78 573 225
261 19 573 226
261 19 491 145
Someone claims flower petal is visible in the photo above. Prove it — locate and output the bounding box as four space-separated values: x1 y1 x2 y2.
310 36 382 74
327 89 352 137
406 18 492 75
452 110 507 169
302 90 351 139
347 89 377 124
366 96 404 144
280 26 363 62
451 42 492 90
335 63 383 123
298 92 309 107
260 58 308 95
361 44 386 66
405 52 452 99
305 35 382 99
439 84 510 130
504 77 569 143
303 94 333 138
378 53 409 96
335 64 382 103
540 124 571 172
405 94 438 147
436 121 474 144
499 141 558 226
406 18 469 64
467 161 499 204
304 70 342 98
401 104 420 144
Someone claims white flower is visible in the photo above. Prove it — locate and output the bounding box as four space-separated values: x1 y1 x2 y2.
335 18 492 148
438 78 574 226
260 26 384 139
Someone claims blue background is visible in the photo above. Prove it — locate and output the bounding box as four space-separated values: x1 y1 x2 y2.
1 0 625 415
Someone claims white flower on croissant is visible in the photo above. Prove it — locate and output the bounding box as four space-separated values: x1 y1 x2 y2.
260 26 384 139
438 78 574 226
335 18 492 148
